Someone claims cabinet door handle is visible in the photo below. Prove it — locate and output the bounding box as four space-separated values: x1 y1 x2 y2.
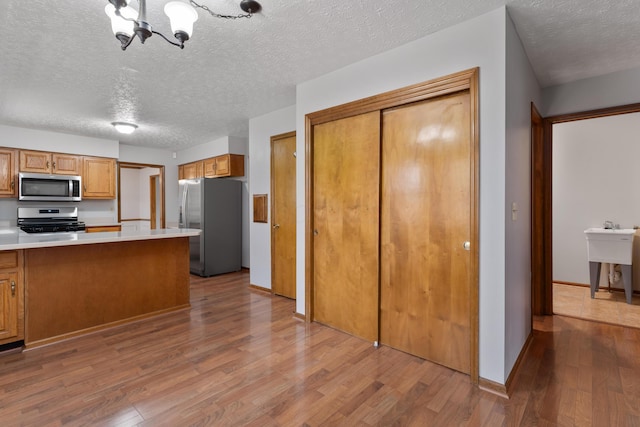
11 180 14 190
11 281 15 296
273 224 280 229
52 161 56 169
84 184 87 192
46 161 50 169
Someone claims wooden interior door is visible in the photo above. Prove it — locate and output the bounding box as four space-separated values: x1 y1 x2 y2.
313 111 380 342
271 132 297 299
380 91 473 373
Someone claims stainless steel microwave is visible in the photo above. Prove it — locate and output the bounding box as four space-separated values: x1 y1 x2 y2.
18 173 82 202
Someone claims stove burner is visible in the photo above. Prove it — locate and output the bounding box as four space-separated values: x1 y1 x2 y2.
19 222 86 234
17 206 86 234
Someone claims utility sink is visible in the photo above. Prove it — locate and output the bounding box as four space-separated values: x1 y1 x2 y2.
584 228 636 264
584 227 637 304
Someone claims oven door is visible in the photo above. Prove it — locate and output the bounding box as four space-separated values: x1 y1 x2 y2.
18 173 82 202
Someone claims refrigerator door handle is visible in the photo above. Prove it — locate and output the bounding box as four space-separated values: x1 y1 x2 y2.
183 183 189 228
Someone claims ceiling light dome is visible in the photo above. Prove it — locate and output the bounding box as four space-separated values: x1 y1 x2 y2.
112 122 138 134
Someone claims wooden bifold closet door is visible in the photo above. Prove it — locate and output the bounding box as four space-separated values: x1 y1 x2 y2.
312 111 380 342
379 91 472 374
308 69 477 377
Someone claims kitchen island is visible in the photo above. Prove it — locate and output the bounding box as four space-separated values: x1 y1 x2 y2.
0 228 200 349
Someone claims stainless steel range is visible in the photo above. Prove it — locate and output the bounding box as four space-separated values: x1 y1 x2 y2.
17 207 86 233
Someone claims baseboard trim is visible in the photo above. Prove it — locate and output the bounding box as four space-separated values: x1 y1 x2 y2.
478 328 534 400
478 378 508 399
249 284 271 293
293 312 306 321
504 329 534 396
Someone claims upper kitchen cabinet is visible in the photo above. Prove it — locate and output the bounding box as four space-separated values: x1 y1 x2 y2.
19 150 82 175
82 156 116 199
0 149 17 197
180 161 203 180
179 155 244 180
52 153 82 175
204 154 244 178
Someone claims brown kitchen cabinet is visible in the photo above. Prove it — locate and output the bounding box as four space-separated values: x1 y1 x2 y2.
0 149 17 197
82 156 116 199
204 154 244 178
85 225 122 233
0 250 24 346
180 161 203 180
19 150 82 175
179 155 244 180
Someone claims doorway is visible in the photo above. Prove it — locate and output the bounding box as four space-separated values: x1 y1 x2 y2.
118 162 166 230
532 103 640 328
149 175 160 229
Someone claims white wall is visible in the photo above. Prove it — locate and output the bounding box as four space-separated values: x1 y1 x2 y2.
248 105 296 289
120 166 160 222
0 124 119 158
120 168 141 219
504 13 542 380
118 144 178 225
296 8 507 383
175 136 251 268
553 112 640 292
543 66 640 117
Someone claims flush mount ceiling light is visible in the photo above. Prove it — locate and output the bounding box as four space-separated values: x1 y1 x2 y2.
105 0 262 51
112 122 138 134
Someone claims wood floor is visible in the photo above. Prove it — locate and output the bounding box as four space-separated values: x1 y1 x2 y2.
1 271 639 426
553 283 640 328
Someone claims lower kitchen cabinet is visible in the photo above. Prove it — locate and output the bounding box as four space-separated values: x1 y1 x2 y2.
0 250 24 345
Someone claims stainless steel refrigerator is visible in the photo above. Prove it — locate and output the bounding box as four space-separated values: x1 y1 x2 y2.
178 178 242 277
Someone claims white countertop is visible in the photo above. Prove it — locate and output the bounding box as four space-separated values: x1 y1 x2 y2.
0 227 201 250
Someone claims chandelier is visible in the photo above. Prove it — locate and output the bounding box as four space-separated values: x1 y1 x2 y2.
104 0 262 50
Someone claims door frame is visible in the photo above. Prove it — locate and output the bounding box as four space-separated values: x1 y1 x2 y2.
305 68 479 381
271 130 297 298
531 102 640 315
117 162 166 229
149 174 159 229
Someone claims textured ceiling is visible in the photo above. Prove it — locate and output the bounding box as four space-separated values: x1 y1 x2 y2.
0 0 639 150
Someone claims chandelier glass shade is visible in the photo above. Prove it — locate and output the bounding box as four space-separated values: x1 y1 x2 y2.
164 2 199 42
104 0 261 51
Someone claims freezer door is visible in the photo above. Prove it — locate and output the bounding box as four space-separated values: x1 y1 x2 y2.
182 179 204 274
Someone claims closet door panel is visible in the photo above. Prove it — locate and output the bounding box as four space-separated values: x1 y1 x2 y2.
380 91 472 373
313 111 380 342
